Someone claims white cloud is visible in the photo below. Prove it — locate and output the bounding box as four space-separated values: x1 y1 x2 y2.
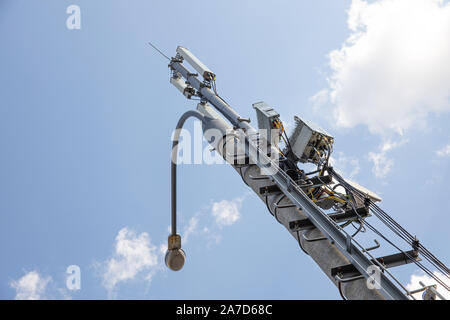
159 243 168 256
406 271 450 300
10 271 51 300
182 216 199 244
329 152 360 179
316 0 450 135
368 139 407 178
436 144 450 157
211 198 243 228
102 228 159 297
368 151 393 179
99 197 244 296
309 89 329 112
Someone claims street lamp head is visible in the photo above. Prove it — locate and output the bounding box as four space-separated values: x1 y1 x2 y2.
165 248 186 271
165 234 185 271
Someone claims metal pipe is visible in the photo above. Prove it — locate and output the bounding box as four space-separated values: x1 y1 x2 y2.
171 110 205 235
170 61 253 132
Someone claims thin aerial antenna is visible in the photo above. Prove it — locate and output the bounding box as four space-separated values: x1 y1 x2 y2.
148 42 170 60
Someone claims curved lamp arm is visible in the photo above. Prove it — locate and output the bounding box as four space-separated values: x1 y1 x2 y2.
166 110 205 271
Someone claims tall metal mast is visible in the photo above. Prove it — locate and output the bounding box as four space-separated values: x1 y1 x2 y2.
161 45 449 300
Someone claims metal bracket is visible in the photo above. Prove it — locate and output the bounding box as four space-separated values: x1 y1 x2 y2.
331 250 421 279
363 240 380 253
408 281 446 300
274 203 297 209
335 274 365 283
346 234 352 254
289 207 369 232
237 117 251 123
302 232 328 243
249 174 270 180
259 175 333 195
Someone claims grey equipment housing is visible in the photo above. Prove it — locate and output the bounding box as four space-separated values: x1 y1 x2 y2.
288 116 334 164
252 101 280 147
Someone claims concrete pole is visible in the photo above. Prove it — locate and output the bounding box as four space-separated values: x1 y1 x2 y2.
197 102 385 300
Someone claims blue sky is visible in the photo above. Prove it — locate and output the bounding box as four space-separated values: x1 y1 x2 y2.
1 0 450 299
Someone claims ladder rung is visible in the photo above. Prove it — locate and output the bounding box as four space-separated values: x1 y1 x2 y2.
289 207 369 231
331 250 421 279
259 175 333 195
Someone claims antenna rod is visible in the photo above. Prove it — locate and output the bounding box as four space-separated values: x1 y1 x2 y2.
148 42 170 60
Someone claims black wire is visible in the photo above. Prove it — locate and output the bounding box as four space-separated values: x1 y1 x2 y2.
304 169 321 176
350 220 365 237
329 169 447 286
329 167 450 292
283 130 293 153
351 195 450 292
349 179 450 279
212 67 450 294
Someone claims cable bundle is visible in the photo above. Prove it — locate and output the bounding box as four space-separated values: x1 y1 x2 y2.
329 167 450 295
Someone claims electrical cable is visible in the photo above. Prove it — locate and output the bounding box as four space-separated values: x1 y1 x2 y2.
328 167 450 293
210 73 449 296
